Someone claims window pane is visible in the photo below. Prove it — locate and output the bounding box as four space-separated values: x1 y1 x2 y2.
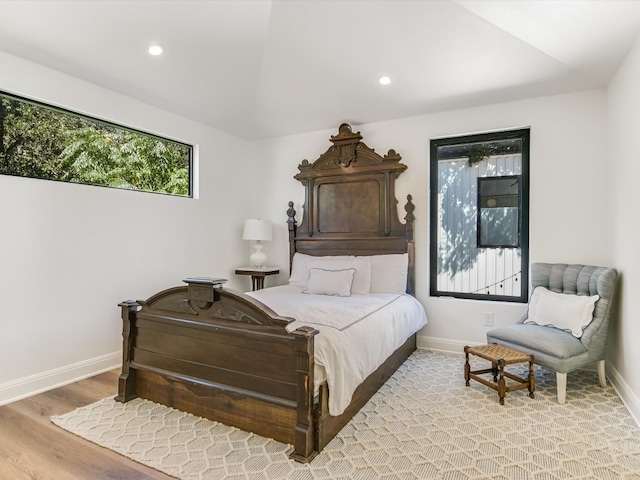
0 91 192 197
430 130 529 302
478 176 521 248
479 207 519 246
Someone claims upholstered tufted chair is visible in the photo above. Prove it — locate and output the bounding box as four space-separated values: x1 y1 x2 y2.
486 263 618 404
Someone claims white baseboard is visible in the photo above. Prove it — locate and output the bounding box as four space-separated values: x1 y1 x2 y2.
607 363 640 428
416 334 470 353
0 351 120 406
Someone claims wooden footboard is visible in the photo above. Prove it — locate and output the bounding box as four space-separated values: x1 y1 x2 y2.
116 277 417 463
116 277 319 462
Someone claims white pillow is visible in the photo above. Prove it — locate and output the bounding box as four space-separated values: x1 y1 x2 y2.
303 268 355 297
306 257 371 294
288 253 354 288
366 253 409 294
524 286 599 338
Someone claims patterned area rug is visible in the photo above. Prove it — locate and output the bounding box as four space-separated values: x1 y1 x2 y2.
51 350 640 480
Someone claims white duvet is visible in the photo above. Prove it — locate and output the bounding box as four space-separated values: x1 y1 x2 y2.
247 285 428 416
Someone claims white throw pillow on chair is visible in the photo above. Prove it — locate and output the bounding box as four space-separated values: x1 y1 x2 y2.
524 286 599 337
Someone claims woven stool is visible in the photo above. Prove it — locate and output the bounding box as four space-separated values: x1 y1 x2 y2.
464 343 535 405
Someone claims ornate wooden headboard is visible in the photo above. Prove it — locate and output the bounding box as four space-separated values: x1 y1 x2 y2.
287 123 415 294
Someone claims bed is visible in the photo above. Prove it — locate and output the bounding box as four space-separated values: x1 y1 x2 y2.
115 123 427 463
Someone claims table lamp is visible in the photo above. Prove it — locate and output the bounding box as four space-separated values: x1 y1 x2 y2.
242 219 272 268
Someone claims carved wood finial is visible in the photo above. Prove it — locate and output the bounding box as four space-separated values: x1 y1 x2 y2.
287 201 297 237
404 194 415 224
329 123 363 168
404 194 415 243
384 149 402 163
298 159 312 172
287 201 298 269
287 201 296 222
330 123 362 142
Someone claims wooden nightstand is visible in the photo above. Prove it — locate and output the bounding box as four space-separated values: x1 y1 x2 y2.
235 267 279 291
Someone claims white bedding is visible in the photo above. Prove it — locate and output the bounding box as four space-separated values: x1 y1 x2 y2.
247 285 428 416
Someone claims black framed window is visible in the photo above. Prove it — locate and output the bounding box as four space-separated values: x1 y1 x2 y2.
430 129 530 302
0 91 192 197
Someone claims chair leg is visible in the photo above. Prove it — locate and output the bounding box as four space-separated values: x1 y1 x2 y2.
556 372 567 404
597 360 607 387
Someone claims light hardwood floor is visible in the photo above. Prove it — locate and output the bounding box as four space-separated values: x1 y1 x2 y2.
0 369 174 480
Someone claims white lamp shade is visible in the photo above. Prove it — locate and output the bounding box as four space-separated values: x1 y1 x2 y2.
242 219 272 241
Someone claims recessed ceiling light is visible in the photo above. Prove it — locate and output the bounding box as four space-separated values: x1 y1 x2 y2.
148 44 163 56
379 75 391 85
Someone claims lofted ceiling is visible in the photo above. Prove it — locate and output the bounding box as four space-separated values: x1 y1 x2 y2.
1 0 640 140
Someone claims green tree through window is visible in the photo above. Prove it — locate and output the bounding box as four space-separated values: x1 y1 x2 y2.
0 91 192 196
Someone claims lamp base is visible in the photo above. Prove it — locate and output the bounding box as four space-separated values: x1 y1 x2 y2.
250 243 267 268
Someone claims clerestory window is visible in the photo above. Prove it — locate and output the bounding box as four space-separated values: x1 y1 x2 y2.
429 128 530 302
0 91 192 197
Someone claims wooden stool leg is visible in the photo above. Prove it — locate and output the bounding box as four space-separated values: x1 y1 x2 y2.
528 358 535 398
497 359 506 406
464 347 470 386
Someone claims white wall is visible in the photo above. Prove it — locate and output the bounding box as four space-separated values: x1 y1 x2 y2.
0 51 254 404
608 33 640 422
256 87 640 418
255 89 610 350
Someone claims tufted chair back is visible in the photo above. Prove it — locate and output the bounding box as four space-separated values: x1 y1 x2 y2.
488 262 618 403
521 263 618 361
